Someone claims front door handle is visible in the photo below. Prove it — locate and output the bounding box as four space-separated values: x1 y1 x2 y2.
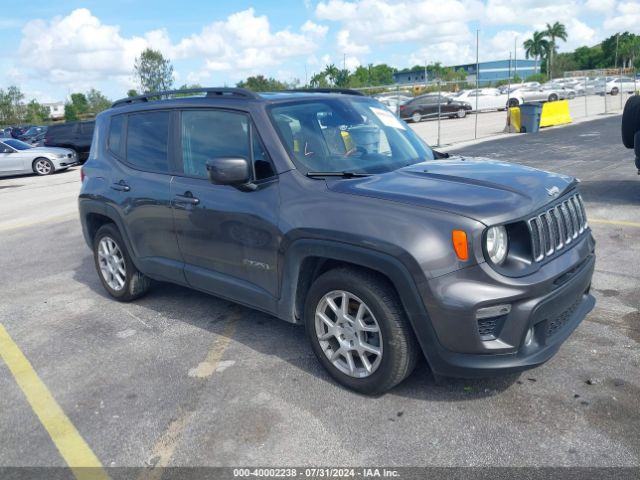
174 192 200 205
111 180 130 192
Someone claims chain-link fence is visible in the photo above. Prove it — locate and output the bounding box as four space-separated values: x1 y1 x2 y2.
353 70 638 148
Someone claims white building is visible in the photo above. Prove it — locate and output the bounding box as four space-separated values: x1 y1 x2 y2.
44 102 65 120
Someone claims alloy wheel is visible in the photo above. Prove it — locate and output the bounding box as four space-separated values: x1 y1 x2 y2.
35 159 52 175
314 290 383 378
97 236 126 291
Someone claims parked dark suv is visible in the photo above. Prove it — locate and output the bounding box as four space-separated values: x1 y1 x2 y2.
79 87 596 393
45 120 95 162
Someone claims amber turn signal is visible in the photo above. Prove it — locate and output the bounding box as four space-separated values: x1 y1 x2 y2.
452 230 469 261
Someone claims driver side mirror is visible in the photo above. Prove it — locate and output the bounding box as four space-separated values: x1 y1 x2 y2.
447 98 452 104
206 157 252 188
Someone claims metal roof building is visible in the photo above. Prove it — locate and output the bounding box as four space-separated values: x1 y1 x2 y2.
393 59 540 85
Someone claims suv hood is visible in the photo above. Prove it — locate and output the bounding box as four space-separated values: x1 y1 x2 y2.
327 157 577 225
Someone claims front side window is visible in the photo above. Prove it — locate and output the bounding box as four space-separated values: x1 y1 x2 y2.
126 111 170 172
180 110 274 180
2 139 31 150
270 97 434 174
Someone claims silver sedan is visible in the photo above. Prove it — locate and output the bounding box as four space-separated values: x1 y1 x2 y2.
0 139 78 177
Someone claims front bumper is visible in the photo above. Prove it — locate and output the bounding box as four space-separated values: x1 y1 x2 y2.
417 233 596 378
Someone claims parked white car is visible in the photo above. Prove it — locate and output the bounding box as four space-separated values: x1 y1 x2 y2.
605 77 637 95
0 139 77 177
453 88 508 111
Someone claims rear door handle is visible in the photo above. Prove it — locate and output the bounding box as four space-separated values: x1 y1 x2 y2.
111 181 130 192
174 192 200 205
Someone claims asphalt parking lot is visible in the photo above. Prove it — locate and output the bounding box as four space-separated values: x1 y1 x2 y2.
0 114 638 471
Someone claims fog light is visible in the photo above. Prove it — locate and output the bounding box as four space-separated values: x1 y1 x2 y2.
476 304 511 320
524 327 534 346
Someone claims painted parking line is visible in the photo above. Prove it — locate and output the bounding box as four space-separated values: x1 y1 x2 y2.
0 324 110 480
0 213 78 233
589 218 640 228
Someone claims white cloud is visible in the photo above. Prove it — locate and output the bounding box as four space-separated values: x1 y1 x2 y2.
603 2 640 32
316 0 475 46
16 7 327 91
585 0 615 12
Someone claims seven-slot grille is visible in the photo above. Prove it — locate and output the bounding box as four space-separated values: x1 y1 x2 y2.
527 194 588 262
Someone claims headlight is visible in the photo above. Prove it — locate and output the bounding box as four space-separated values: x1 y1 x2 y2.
485 226 508 265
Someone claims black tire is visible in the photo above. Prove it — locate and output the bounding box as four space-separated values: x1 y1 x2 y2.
93 223 151 302
32 157 54 176
548 94 558 102
457 108 467 118
508 98 519 107
611 87 619 96
304 267 419 394
411 112 422 123
621 95 640 148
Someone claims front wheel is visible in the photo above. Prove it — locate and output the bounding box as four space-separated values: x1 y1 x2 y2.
611 87 619 96
304 267 419 394
548 94 558 102
508 98 519 107
33 158 54 176
93 224 151 302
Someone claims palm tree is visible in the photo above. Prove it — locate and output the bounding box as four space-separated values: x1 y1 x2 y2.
523 31 549 76
544 22 568 78
323 64 339 86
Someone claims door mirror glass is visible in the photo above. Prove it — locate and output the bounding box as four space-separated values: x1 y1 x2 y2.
206 157 251 186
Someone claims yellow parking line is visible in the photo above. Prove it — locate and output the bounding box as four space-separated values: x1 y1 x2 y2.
0 213 78 233
0 324 110 480
589 218 640 228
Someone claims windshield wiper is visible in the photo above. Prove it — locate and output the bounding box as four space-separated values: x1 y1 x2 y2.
306 171 372 178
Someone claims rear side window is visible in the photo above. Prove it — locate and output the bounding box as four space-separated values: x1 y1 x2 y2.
126 112 170 172
108 115 123 156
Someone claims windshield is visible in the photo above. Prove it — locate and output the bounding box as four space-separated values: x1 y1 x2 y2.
270 97 434 174
3 139 32 150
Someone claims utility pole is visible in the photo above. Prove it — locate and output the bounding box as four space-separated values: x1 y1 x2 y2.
514 36 517 80
475 29 479 139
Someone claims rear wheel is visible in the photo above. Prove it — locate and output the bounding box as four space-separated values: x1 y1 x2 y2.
508 98 519 107
611 87 619 96
33 158 54 176
548 94 558 102
457 108 467 118
411 112 422 123
622 95 640 148
93 224 151 302
304 267 419 394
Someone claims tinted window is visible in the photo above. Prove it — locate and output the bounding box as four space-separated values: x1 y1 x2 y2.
108 115 123 156
180 110 250 178
126 112 170 172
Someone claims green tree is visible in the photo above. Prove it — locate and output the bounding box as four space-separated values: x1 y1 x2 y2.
544 22 568 78
24 100 50 124
572 45 604 70
64 103 79 122
70 93 89 115
236 75 287 91
127 89 139 97
86 88 111 114
0 86 25 125
133 48 174 93
309 72 329 87
523 31 550 75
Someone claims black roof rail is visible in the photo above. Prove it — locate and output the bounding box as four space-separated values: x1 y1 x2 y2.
286 88 365 96
111 87 260 107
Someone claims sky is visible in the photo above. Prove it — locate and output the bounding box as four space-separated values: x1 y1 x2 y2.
0 0 638 103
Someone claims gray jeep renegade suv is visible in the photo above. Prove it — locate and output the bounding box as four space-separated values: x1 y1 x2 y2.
79 87 596 394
